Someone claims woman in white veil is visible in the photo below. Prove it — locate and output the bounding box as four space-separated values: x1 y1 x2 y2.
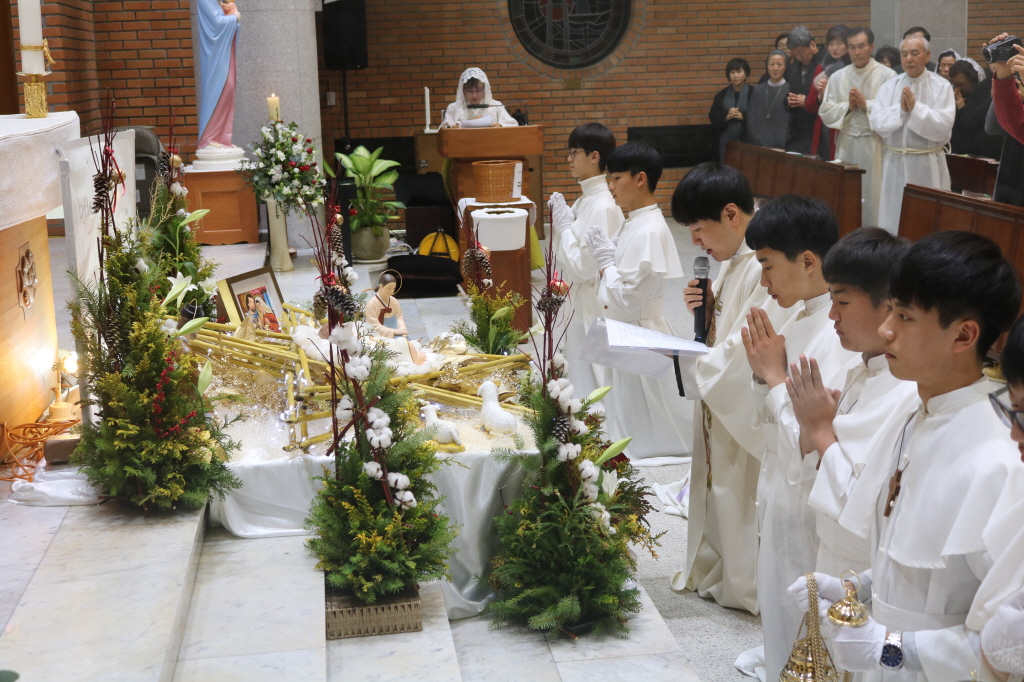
442 68 519 128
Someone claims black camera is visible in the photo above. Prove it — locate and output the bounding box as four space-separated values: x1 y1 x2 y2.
984 35 1023 64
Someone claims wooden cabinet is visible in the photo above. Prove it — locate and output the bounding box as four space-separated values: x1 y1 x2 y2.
186 167 260 245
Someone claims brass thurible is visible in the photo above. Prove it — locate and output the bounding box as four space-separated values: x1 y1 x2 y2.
18 39 56 118
827 570 870 627
780 573 843 682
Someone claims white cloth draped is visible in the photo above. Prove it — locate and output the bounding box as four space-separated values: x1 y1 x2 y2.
854 379 1024 682
596 204 688 461
868 71 955 233
442 67 519 128
751 292 859 681
0 112 80 231
819 60 897 227
969 464 1024 631
556 175 624 398
671 241 793 614
807 353 918 577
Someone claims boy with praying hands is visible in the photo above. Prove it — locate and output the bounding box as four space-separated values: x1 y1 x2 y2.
789 232 1024 681
548 123 624 398
582 142 689 462
783 228 918 580
740 196 859 680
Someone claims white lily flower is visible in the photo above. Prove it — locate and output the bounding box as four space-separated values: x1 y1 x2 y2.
199 278 217 296
167 272 197 295
135 258 149 274
600 469 619 498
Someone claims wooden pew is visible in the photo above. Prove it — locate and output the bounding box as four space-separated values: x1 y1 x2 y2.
945 154 999 197
724 141 865 235
898 184 1024 356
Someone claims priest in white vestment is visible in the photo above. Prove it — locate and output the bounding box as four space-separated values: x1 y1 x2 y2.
792 232 1024 682
664 164 794 614
742 196 859 680
868 36 955 233
819 29 896 227
585 142 688 461
549 123 625 398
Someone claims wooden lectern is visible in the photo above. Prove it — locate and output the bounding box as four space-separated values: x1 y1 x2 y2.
438 126 545 334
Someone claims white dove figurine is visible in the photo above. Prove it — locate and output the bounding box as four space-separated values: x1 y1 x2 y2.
422 403 462 446
476 381 517 434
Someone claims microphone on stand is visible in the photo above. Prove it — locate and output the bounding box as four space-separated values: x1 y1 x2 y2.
693 256 711 344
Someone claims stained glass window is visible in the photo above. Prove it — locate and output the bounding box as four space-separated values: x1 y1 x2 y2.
508 0 631 69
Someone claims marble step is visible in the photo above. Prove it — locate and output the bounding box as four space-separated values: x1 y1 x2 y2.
173 528 327 681
0 502 206 682
328 581 463 682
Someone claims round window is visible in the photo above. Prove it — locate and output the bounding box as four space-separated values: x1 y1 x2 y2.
507 0 632 70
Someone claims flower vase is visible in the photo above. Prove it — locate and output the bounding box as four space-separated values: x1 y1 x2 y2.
265 196 293 272
351 226 390 262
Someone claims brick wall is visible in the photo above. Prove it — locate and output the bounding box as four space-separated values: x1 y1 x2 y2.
318 0 871 208
966 1 1009 64
14 0 198 151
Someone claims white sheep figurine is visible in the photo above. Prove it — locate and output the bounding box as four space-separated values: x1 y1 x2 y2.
476 381 517 434
421 403 462 446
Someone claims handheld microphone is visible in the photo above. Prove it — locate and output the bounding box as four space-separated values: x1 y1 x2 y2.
693 256 711 344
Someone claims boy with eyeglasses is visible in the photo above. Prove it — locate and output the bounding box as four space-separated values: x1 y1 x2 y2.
791 231 1024 681
548 123 624 397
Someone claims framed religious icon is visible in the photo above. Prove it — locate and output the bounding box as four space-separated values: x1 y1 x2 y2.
221 266 285 333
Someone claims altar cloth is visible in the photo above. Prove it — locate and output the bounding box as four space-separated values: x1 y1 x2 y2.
209 446 537 619
0 111 80 231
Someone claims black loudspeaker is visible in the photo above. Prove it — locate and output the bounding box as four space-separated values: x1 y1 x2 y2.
322 0 368 71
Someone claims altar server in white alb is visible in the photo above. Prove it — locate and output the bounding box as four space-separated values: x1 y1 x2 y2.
666 164 793 614
792 232 1024 682
783 228 917 579
584 142 689 461
548 123 625 397
740 196 859 680
971 318 1024 682
442 67 519 128
818 28 896 227
868 35 955 233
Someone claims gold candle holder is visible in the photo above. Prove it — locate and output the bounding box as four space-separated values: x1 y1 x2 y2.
17 72 51 118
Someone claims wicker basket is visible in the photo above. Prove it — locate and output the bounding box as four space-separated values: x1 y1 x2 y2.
325 587 423 639
472 159 517 203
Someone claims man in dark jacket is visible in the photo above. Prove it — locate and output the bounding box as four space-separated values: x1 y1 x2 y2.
784 26 824 154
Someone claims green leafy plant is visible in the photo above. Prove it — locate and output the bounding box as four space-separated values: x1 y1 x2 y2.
486 240 661 637
240 120 326 215
69 227 241 511
450 283 525 355
335 145 404 236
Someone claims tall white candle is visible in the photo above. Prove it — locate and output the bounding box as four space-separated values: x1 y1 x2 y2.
424 87 430 130
267 93 281 122
16 0 45 74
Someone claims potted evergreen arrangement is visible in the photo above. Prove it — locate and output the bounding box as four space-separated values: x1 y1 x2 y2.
487 241 662 637
301 186 455 637
335 146 404 261
240 121 325 272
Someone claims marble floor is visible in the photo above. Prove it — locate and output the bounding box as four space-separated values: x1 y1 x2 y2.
9 219 761 681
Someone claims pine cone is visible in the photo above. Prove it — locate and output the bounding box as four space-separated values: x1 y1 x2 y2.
158 151 170 179
551 415 569 441
323 285 359 318
92 171 112 214
329 224 346 265
312 291 328 320
536 290 565 315
461 248 492 279
103 312 124 356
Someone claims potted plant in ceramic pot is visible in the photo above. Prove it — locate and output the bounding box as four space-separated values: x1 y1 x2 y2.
336 146 404 261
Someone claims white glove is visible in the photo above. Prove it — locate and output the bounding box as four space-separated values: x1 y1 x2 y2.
982 589 1024 674
829 616 887 672
585 226 616 271
787 573 848 616
548 193 574 235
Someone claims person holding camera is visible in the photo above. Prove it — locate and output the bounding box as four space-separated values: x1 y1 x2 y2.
986 33 1024 147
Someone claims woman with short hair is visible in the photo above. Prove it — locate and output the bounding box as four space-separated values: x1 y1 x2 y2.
709 58 752 162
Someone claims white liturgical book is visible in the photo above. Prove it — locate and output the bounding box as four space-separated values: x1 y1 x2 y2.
461 114 494 128
581 318 708 378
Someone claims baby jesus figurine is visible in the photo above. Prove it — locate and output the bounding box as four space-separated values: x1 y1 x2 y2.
363 272 426 365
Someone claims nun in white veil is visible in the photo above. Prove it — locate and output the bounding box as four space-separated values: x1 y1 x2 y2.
442 67 519 128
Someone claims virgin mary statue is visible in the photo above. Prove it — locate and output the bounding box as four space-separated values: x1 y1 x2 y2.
195 0 244 168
